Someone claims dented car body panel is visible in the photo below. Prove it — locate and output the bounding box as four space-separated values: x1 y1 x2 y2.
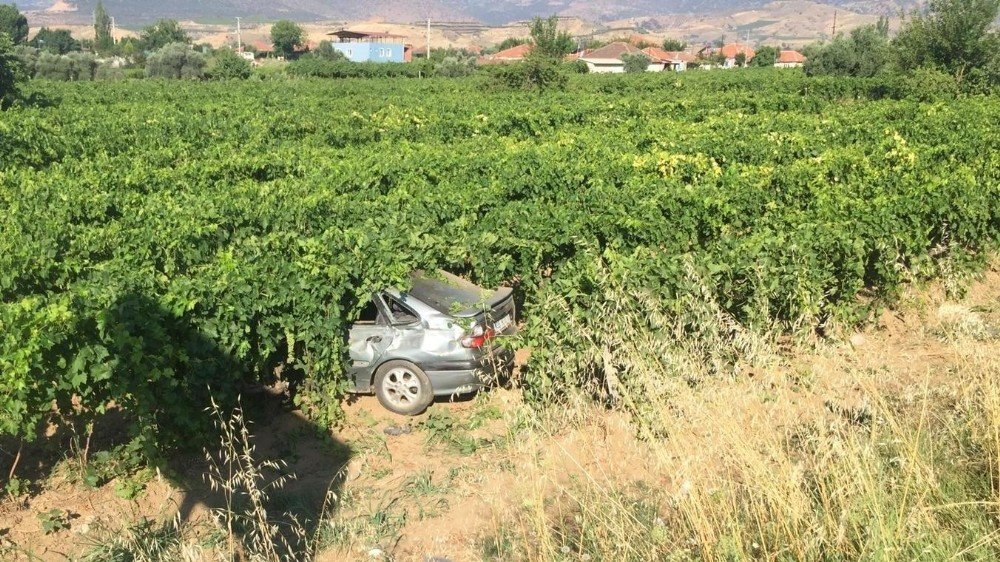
347 272 516 397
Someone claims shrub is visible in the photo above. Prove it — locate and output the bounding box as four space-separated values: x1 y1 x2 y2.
899 66 961 101
146 42 205 79
489 56 567 91
622 53 651 73
66 52 97 81
435 56 475 78
95 64 125 81
309 40 347 62
34 51 72 80
211 49 252 80
569 59 589 74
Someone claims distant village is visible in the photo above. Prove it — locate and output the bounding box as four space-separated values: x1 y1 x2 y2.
480 40 806 72
258 28 807 72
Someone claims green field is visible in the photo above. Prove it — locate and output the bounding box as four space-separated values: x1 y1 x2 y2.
2 68 1000 560
1 70 998 446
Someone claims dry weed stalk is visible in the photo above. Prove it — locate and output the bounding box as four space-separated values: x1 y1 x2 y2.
203 397 307 562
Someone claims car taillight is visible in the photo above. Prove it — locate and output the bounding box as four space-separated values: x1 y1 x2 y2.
461 324 495 349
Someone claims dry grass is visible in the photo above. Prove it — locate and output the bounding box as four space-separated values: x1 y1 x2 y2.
482 267 1000 561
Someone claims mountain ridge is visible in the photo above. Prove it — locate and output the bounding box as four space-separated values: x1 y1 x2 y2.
21 0 913 26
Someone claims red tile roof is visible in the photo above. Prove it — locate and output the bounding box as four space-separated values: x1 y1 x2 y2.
582 41 641 61
720 43 755 60
491 43 533 60
641 47 695 63
777 49 806 63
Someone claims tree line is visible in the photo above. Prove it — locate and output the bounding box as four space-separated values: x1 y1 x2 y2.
2 1 999 99
802 0 999 91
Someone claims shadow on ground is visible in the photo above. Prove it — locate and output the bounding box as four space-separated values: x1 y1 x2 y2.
0 292 352 558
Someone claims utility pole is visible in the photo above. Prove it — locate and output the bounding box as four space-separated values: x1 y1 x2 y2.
236 17 243 52
426 18 431 59
832 10 838 37
110 16 116 44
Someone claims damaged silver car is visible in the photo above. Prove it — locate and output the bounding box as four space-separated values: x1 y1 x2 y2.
347 271 516 415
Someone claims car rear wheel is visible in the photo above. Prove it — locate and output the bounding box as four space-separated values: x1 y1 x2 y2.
374 360 434 416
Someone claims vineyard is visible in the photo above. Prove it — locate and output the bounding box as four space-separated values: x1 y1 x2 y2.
1 70 999 459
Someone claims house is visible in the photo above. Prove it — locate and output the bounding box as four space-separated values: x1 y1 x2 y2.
476 43 533 65
719 43 755 67
641 47 696 71
251 40 273 59
327 30 407 63
775 50 806 68
579 42 642 73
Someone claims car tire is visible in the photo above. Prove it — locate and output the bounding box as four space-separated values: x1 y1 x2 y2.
373 360 434 416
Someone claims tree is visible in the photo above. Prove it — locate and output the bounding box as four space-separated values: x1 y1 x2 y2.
270 20 303 60
892 0 1000 81
662 38 687 51
12 44 35 76
211 48 252 79
734 52 747 67
29 28 80 54
851 21 892 77
497 14 575 89
804 20 890 77
804 36 857 76
0 4 28 44
117 37 140 62
529 15 574 59
310 40 346 61
752 45 778 66
138 19 189 52
495 37 528 52
93 1 113 53
0 31 24 107
622 52 650 73
800 41 825 61
146 42 205 79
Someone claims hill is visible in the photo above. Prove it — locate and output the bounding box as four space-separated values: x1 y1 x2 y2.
22 0 900 49
20 0 914 26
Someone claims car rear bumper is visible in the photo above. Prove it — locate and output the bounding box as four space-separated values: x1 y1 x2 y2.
424 349 514 397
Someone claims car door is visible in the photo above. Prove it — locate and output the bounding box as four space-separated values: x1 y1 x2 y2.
348 295 394 373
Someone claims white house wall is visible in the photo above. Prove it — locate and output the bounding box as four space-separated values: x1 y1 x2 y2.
586 61 624 73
